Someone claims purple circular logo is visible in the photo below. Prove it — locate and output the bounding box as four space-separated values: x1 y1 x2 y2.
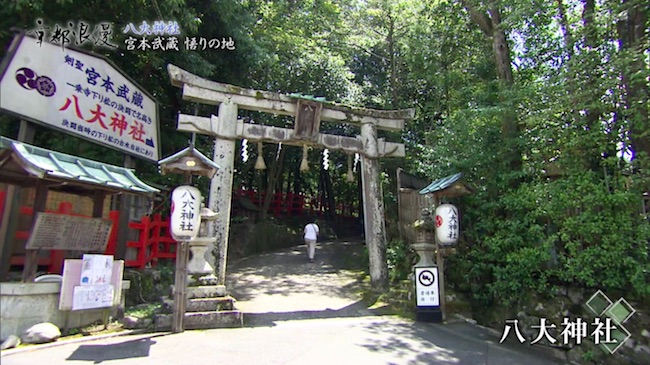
15 67 37 90
35 76 56 96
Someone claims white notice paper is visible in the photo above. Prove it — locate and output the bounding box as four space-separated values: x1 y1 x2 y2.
80 254 113 286
72 285 114 310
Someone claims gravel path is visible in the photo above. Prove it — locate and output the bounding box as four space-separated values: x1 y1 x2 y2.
225 239 373 325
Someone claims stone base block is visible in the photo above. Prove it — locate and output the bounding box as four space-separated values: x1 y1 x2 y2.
162 296 236 313
154 310 243 330
170 285 227 299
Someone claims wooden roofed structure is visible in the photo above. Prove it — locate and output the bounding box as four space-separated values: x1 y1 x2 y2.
0 136 159 281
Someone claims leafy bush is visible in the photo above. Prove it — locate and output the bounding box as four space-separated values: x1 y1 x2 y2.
386 239 417 282
447 169 650 307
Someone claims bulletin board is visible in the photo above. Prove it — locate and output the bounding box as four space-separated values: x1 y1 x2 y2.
59 258 124 311
26 213 113 250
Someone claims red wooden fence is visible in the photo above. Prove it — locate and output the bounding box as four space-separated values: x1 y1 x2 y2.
123 214 177 269
232 189 358 218
1 188 359 274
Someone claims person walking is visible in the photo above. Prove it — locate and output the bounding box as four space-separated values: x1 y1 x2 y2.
304 219 320 263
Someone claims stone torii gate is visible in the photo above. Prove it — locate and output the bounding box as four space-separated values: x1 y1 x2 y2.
167 64 414 291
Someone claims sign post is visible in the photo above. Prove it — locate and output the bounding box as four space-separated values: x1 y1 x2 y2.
415 266 443 322
417 173 473 323
160 145 219 333
169 185 201 333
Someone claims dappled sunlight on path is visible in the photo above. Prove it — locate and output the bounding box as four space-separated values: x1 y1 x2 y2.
225 240 370 319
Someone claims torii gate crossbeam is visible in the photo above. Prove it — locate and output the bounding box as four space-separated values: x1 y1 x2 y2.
168 64 414 292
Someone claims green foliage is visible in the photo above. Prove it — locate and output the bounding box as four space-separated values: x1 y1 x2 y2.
124 264 175 306
401 0 650 307
386 239 416 282
125 303 161 319
545 173 650 293
447 168 649 306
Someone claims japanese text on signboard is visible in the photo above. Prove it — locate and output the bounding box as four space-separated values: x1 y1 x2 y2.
0 35 159 161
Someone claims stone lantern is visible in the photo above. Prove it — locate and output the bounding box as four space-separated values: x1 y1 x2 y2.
186 205 219 280
411 208 436 267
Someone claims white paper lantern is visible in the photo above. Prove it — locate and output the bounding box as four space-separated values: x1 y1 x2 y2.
435 204 459 245
170 185 202 241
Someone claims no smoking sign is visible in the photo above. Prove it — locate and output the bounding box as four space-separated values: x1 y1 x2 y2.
418 270 435 286
415 267 440 307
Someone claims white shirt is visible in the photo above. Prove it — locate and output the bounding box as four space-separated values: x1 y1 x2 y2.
304 223 319 240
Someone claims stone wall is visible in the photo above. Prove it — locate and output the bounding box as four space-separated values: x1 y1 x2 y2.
0 281 129 341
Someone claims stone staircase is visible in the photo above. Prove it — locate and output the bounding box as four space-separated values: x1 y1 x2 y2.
154 284 243 330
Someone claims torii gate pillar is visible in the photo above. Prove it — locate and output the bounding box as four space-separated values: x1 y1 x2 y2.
209 101 238 284
360 122 388 292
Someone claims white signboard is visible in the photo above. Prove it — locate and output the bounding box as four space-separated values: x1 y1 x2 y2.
80 254 113 286
415 267 440 307
0 34 159 161
170 185 201 241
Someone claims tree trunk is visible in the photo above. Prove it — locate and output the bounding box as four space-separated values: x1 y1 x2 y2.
357 166 364 231
556 0 574 60
581 0 618 170
556 0 578 120
293 157 302 195
321 166 336 221
582 0 602 168
259 145 285 221
618 1 649 163
489 7 514 86
387 14 399 108
462 1 520 174
285 168 293 196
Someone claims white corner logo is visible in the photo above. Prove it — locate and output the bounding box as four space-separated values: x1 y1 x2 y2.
585 290 636 354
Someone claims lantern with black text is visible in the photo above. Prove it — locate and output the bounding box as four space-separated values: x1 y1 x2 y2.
435 204 459 245
170 185 202 241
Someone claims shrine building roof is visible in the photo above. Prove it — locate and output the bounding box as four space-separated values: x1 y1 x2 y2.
419 172 474 198
0 136 159 195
